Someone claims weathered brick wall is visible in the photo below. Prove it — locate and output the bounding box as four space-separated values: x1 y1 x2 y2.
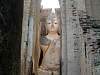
85 0 100 20
60 0 82 75
21 0 31 75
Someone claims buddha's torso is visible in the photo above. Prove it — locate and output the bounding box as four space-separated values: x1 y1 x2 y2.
40 36 60 70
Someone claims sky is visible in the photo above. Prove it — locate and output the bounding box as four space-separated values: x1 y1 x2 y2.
41 0 60 9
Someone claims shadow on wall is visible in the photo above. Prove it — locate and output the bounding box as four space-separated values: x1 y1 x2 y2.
0 0 23 75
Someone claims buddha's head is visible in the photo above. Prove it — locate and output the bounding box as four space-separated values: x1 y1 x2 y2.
46 12 60 34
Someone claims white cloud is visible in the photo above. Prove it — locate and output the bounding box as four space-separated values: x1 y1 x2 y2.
41 0 60 8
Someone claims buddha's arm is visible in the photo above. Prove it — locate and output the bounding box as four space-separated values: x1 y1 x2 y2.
40 45 49 56
40 41 56 56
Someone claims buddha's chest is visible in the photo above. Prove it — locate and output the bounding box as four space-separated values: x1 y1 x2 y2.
42 40 60 65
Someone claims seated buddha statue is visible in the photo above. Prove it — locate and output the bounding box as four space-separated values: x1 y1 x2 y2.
37 12 61 75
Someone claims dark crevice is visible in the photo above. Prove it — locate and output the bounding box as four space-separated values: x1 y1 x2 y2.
0 0 23 75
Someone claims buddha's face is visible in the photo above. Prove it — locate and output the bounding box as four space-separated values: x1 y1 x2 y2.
47 18 59 33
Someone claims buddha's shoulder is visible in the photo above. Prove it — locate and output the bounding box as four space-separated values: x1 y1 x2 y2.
40 36 51 45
